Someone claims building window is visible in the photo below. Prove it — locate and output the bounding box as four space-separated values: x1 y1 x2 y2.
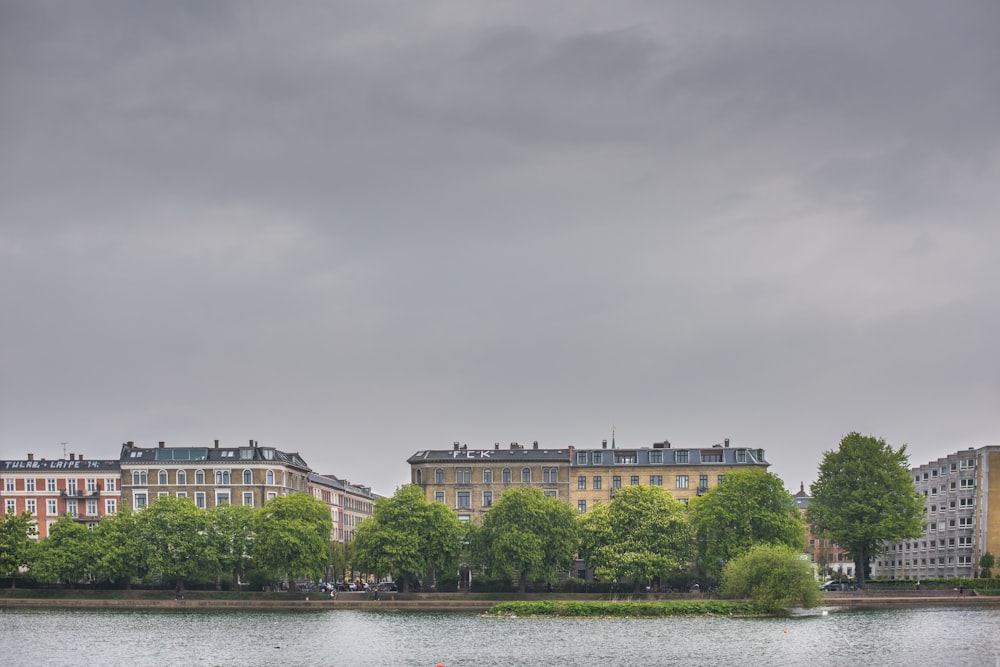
676 475 689 489
630 475 639 486
578 476 587 490
66 500 78 516
4 479 14 492
435 468 444 484
45 478 56 492
457 491 471 508
26 479 36 492
243 470 253 485
132 471 148 486
699 474 709 491
176 492 187 499
158 470 168 485
593 476 602 490
545 491 557 498
216 470 231 485
194 492 206 509
266 470 275 485
577 452 587 464
593 452 603 464
195 470 205 485
176 470 186 485
68 479 78 494
435 491 446 504
735 450 746 463
457 469 471 484
676 451 689 464
133 494 147 510
502 468 512 484
216 492 230 506
483 491 493 508
86 499 97 516
26 499 37 515
578 500 587 513
4 499 15 514
47 499 58 515
106 499 117 514
960 479 975 489
483 468 493 484
543 468 557 483
649 451 663 464
650 475 662 486
243 492 254 507
613 476 622 489
521 468 531 483
267 492 277 501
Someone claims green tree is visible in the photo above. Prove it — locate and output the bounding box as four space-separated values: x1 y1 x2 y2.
0 510 37 588
979 552 994 580
206 503 256 589
472 487 578 593
254 493 333 585
720 543 821 612
690 468 805 581
353 485 464 592
806 432 924 586
31 515 97 587
580 485 693 592
91 506 144 588
135 496 212 591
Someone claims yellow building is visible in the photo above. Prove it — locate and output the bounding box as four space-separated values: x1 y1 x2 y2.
408 438 770 520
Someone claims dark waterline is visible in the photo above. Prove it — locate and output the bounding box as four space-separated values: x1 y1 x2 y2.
2 606 1000 666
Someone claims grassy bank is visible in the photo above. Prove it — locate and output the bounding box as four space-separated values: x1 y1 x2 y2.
485 600 769 618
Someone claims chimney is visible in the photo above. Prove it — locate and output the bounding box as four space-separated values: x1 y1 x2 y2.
453 442 460 450
128 441 134 447
533 441 538 449
724 438 730 448
158 441 165 448
79 455 84 461
568 445 574 461
70 453 76 461
27 453 34 461
494 442 500 450
602 439 607 449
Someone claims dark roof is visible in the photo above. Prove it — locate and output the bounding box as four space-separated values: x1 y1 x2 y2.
408 448 571 464
309 473 377 499
119 443 310 470
1 459 120 472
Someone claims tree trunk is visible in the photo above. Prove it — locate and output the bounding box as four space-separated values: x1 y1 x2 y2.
855 545 866 587
519 572 527 594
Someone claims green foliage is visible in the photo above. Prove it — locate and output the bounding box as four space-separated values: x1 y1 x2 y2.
353 485 464 592
135 496 212 587
580 485 693 590
30 515 95 586
90 507 144 587
0 510 37 588
807 432 924 585
720 543 821 612
206 503 256 588
254 493 333 582
472 487 579 593
979 552 995 579
487 600 768 617
690 468 805 581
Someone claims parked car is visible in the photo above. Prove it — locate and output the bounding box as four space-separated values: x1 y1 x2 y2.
377 581 398 592
820 580 847 591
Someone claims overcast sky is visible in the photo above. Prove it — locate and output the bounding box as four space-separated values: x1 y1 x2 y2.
2 1 998 497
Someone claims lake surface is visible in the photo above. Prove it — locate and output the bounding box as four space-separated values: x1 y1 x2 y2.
2 605 999 666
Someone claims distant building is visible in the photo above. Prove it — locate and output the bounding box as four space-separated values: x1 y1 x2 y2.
309 473 377 542
792 482 852 579
408 437 770 521
872 446 1000 580
119 440 312 511
0 452 121 538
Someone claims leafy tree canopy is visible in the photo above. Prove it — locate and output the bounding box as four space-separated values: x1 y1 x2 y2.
472 486 578 593
0 510 37 588
254 493 333 583
580 484 692 590
806 432 924 585
31 515 95 587
690 468 805 580
720 543 821 612
135 496 212 588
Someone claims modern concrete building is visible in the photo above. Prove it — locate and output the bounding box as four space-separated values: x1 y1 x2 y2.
872 446 1000 580
119 440 312 511
0 452 122 538
408 437 771 521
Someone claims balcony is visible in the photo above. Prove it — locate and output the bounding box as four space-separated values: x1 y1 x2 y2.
60 489 102 498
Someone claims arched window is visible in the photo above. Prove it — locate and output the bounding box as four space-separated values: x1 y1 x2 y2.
521 468 531 483
415 469 422 484
215 470 230 485
266 470 274 485
483 468 493 484
435 468 444 484
158 470 168 485
195 470 205 485
502 468 512 484
176 470 186 485
243 469 253 485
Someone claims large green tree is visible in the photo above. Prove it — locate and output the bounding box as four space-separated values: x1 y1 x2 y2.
91 506 144 588
472 486 578 593
135 496 212 590
254 493 333 584
353 484 464 592
206 503 257 589
31 515 96 587
806 432 924 585
690 468 805 581
579 484 693 592
0 510 36 588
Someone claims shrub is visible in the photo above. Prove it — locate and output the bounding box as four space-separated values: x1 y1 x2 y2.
720 544 821 612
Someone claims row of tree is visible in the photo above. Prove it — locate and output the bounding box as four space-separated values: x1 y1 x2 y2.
0 494 333 590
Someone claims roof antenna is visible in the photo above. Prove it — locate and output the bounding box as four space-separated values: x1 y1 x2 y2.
62 442 68 459
611 425 616 449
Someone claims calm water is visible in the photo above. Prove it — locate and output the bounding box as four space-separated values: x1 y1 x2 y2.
2 606 1000 666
